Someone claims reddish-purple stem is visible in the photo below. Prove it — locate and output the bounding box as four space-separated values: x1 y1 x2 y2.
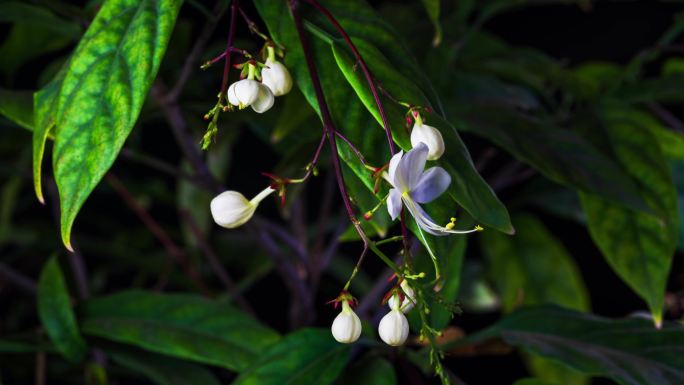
220 0 239 96
305 0 412 255
289 0 368 243
305 0 396 155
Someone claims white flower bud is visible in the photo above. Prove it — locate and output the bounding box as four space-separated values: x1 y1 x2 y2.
378 298 410 346
261 59 293 96
251 83 275 113
210 187 275 229
410 122 444 160
331 301 362 344
388 280 416 313
227 79 261 108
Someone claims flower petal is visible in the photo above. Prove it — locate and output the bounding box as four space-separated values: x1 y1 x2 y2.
388 150 404 188
387 188 402 220
411 166 451 203
402 197 444 236
399 142 428 191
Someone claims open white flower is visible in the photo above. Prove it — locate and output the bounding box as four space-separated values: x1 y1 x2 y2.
331 300 362 344
378 294 410 346
261 58 293 97
386 142 481 235
210 187 275 229
410 122 444 160
388 280 416 313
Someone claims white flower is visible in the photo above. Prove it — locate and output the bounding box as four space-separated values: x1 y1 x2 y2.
386 142 481 235
251 83 274 113
228 79 260 108
227 79 275 113
331 300 362 344
210 187 275 229
261 58 293 96
410 122 444 160
378 295 410 346
388 280 416 313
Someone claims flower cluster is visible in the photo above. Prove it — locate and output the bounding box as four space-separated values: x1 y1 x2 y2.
227 46 292 114
330 280 415 346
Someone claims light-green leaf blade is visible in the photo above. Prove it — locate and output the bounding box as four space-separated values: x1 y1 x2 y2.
52 0 182 250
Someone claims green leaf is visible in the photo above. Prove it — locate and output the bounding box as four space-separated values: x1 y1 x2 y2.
481 213 590 385
480 213 589 313
37 256 88 362
0 2 81 76
336 355 397 385
110 348 222 385
232 328 349 385
48 0 182 250
33 73 63 204
0 88 34 130
461 306 684 385
450 104 647 212
0 2 81 38
421 0 442 46
78 290 280 372
579 109 678 326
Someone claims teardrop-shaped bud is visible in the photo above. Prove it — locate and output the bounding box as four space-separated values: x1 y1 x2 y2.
378 302 410 346
388 280 416 313
261 59 293 96
410 122 444 160
227 79 261 108
210 187 275 229
331 301 362 344
251 83 275 113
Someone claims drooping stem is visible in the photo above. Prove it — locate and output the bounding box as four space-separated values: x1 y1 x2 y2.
289 0 363 237
290 0 400 278
219 0 239 99
305 0 412 258
304 0 395 154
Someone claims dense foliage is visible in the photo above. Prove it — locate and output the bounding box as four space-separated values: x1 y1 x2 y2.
1 1 684 384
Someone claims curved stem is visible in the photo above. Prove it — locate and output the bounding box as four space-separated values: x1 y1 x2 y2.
219 0 239 99
289 0 400 279
305 0 412 261
304 0 395 154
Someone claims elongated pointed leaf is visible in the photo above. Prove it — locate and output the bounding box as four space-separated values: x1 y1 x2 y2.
461 306 684 385
33 73 62 203
110 348 222 385
481 213 590 385
37 256 88 362
79 291 280 372
580 109 678 325
50 0 182 250
232 329 349 385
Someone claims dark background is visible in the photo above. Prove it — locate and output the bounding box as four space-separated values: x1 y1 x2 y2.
1 1 683 385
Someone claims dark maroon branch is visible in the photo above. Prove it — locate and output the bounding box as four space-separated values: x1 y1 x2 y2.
304 0 412 256
289 0 369 246
220 0 239 97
